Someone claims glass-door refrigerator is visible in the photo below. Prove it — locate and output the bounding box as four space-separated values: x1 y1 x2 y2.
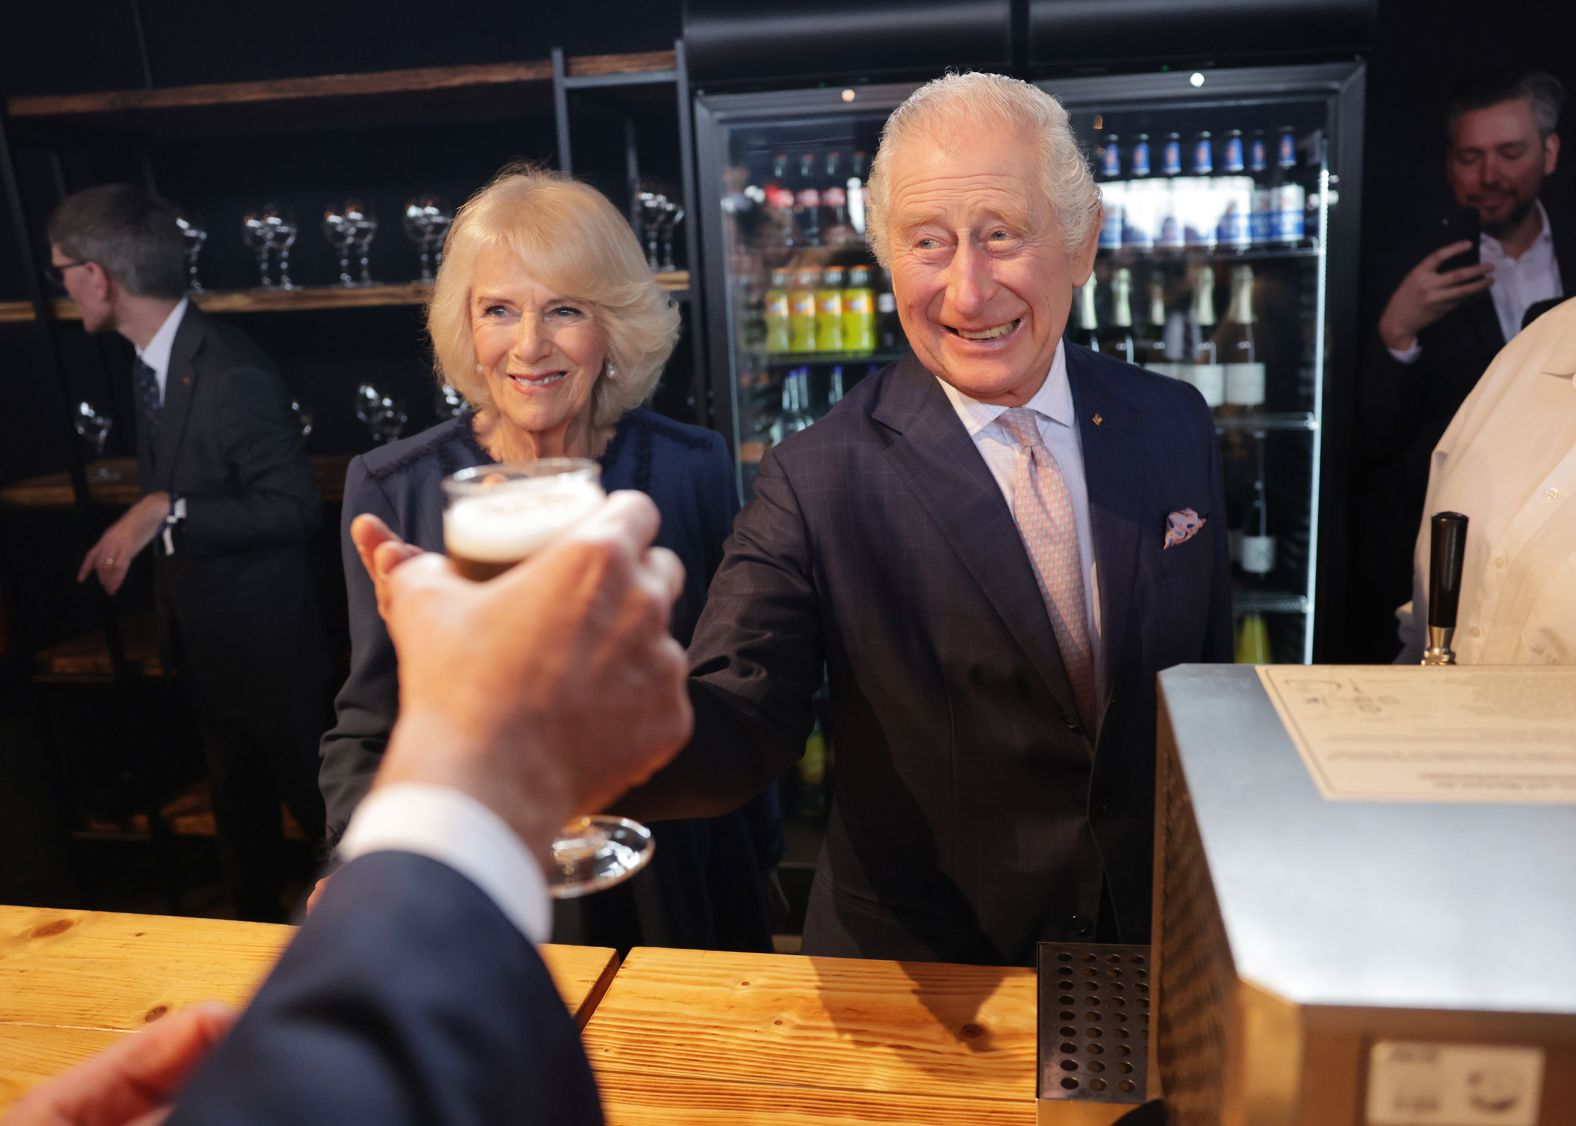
693 61 1364 663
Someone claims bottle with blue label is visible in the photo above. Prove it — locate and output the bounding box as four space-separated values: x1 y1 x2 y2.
1222 130 1246 174
1131 133 1151 178
1161 132 1183 177
1271 125 1306 245
1249 129 1269 174
1098 133 1126 251
1191 131 1214 176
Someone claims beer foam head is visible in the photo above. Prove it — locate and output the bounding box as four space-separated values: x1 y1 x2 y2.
444 475 605 563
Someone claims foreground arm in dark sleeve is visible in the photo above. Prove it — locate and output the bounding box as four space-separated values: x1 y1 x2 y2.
616 446 823 823
181 364 322 554
168 852 602 1126
318 457 401 848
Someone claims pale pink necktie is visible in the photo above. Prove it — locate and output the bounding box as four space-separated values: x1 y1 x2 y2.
998 407 1095 729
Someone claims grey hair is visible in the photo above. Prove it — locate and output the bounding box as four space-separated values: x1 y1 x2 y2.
427 163 680 453
46 184 187 300
865 71 1100 266
1447 70 1566 140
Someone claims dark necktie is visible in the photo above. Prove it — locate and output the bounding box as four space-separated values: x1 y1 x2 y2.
133 358 162 449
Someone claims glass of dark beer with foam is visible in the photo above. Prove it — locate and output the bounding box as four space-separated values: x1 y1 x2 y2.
442 458 655 897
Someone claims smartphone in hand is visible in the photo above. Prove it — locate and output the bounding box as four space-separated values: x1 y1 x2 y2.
1432 206 1481 272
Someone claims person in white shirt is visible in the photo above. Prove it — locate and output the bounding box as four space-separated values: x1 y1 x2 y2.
1350 70 1568 660
4 491 689 1126
1396 296 1576 663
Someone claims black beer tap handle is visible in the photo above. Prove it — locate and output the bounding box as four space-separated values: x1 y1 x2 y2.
1428 511 1469 631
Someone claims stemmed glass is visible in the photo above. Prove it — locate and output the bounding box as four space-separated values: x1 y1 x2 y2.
241 209 273 288
73 401 119 481
322 204 357 287
402 195 453 282
290 398 315 442
657 197 685 272
440 460 655 898
634 191 666 270
345 200 377 286
354 382 406 445
174 210 207 293
434 384 467 420
262 205 298 290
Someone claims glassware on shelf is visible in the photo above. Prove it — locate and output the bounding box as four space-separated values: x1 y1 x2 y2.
72 401 119 481
354 382 406 445
657 197 685 272
634 191 667 271
344 200 378 286
241 208 274 288
261 205 299 291
322 205 357 287
402 195 453 282
435 384 467 420
174 210 207 293
290 398 315 442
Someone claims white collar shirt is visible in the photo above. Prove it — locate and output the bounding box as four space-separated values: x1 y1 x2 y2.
134 296 190 405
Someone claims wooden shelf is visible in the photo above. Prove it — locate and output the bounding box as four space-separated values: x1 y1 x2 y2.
4 51 676 136
0 273 687 324
1 455 351 509
34 613 162 681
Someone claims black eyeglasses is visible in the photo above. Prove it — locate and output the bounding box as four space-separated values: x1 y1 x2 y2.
44 259 91 290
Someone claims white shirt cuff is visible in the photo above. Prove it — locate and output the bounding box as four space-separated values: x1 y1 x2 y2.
337 784 551 945
1387 339 1423 365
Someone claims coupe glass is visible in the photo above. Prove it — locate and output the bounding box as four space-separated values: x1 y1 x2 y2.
261 205 298 290
290 397 315 441
354 382 405 444
435 384 467 420
657 198 684 272
440 460 655 898
344 200 377 286
634 191 666 270
241 209 273 288
174 210 207 293
402 194 452 282
73 400 119 481
322 205 357 287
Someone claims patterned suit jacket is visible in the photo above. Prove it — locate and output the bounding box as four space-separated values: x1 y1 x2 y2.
622 345 1231 964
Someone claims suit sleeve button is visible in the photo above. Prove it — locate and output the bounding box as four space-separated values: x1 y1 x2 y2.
1070 914 1093 938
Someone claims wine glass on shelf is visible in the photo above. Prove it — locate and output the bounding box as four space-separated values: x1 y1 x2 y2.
322 205 357 287
354 382 406 445
174 210 207 293
73 401 119 481
262 205 298 290
241 209 273 288
657 198 684 273
402 194 452 282
434 384 467 420
634 191 666 270
290 398 315 442
345 200 377 286
440 460 655 898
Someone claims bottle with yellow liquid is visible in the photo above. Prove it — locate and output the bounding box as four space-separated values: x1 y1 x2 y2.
788 268 818 353
816 267 846 353
763 269 790 353
842 266 876 353
1235 612 1272 663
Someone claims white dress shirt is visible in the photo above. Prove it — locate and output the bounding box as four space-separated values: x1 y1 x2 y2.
338 784 551 943
134 296 190 405
935 339 1104 701
1389 202 1563 363
1396 297 1576 663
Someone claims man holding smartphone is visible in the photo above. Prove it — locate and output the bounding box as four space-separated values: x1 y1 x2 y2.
1350 69 1569 659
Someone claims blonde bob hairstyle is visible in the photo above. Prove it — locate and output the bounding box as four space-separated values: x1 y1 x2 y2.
428 164 680 450
865 71 1101 267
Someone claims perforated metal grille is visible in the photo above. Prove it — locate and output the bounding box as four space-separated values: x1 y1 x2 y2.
1036 941 1151 1105
1154 737 1232 1125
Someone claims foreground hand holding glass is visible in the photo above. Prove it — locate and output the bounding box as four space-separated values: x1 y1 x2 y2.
442 459 656 897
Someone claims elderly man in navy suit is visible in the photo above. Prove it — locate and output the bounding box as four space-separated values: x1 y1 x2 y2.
624 72 1231 965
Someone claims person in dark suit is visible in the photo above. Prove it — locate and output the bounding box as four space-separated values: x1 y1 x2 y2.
49 184 326 922
618 72 1231 965
1350 70 1569 660
5 492 688 1126
316 165 777 951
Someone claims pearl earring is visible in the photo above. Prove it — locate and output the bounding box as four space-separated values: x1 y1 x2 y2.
604 361 618 380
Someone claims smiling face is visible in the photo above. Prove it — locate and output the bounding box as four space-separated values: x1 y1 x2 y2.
883 124 1098 406
470 243 607 458
1447 96 1559 238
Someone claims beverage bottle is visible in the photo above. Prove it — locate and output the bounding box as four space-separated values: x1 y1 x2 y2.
1184 267 1224 409
794 152 822 247
1235 612 1272 663
769 367 817 444
1131 133 1152 178
842 266 876 353
1220 265 1266 411
1222 129 1246 174
763 269 791 353
1123 133 1157 250
1239 430 1277 583
876 267 901 351
765 153 796 250
1101 266 1137 364
1138 275 1173 375
827 364 846 406
816 267 846 352
847 149 869 235
1070 276 1101 352
1097 133 1125 252
1161 132 1183 177
1186 130 1217 249
1216 129 1253 251
1190 131 1214 176
1158 132 1184 250
788 268 818 353
1248 129 1269 174
822 150 849 243
1272 125 1306 245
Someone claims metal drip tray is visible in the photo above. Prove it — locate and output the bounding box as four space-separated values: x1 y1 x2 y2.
1037 942 1152 1114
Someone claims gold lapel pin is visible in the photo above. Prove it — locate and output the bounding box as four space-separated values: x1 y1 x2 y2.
1092 413 1103 426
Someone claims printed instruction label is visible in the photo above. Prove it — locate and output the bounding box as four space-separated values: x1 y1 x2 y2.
1366 1041 1544 1125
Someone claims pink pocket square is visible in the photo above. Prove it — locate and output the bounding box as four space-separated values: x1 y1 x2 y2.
1163 508 1204 549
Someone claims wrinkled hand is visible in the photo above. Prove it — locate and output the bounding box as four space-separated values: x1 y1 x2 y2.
352 494 692 862
76 493 170 596
1377 242 1494 352
1 1002 235 1126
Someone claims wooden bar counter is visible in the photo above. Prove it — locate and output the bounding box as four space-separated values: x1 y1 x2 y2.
0 905 618 1111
